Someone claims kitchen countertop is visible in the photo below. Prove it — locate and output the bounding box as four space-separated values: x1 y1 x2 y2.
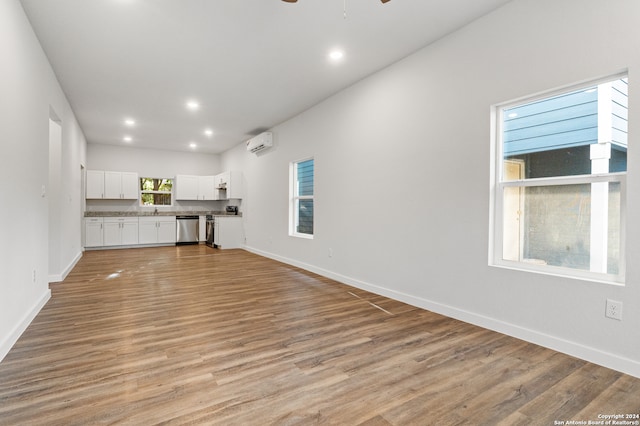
84 211 241 217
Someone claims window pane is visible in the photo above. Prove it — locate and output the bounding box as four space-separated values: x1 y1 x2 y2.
141 178 173 191
297 159 314 196
140 178 173 206
503 78 628 181
502 182 621 274
158 179 173 191
141 193 172 206
296 199 314 235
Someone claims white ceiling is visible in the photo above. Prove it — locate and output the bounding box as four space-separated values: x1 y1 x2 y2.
20 0 511 154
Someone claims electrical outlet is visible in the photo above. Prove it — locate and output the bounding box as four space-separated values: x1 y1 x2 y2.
328 248 333 258
605 299 622 321
32 269 36 283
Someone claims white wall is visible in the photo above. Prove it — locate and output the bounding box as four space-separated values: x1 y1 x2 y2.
87 143 221 177
222 0 640 377
0 0 87 360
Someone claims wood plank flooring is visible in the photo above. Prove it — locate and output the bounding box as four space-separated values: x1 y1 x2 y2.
0 245 638 425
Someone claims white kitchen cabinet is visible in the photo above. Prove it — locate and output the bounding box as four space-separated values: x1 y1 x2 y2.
157 219 176 243
86 171 105 199
215 171 243 200
87 170 138 200
198 176 215 200
85 217 104 247
138 216 176 244
105 171 138 199
103 217 139 246
213 216 243 249
198 216 207 242
175 175 198 200
175 175 215 200
121 173 139 199
104 172 122 199
138 219 158 245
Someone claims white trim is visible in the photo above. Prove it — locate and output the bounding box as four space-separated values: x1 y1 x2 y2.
501 172 626 187
85 243 175 251
139 177 174 207
289 157 315 238
491 74 628 285
0 290 51 363
243 245 640 379
48 250 82 283
493 71 628 112
493 175 626 284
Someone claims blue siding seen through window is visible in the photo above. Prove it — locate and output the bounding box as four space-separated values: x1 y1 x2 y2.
296 159 314 235
297 160 314 196
503 78 628 156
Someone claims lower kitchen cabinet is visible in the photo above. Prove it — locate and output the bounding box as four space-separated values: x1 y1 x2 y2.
103 217 138 246
198 216 207 242
85 217 104 247
138 216 176 244
214 216 243 249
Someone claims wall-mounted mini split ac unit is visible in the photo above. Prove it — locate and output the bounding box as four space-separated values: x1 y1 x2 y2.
246 132 273 154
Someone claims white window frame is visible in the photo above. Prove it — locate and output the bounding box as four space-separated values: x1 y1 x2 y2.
140 177 174 208
490 75 627 285
289 157 314 239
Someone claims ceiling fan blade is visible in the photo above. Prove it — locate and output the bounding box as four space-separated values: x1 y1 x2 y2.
282 0 389 3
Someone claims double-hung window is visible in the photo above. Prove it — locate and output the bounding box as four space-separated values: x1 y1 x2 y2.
290 158 314 238
140 177 173 206
491 74 627 283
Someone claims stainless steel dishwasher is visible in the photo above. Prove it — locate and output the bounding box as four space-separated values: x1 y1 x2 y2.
176 215 199 245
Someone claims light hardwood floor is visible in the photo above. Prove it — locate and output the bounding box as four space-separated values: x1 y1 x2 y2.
0 245 638 425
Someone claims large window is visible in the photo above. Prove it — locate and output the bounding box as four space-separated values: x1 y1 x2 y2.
492 75 627 283
140 178 173 206
290 158 314 238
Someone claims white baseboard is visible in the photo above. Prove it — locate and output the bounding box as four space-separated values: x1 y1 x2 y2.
48 251 82 283
244 245 640 379
0 289 51 363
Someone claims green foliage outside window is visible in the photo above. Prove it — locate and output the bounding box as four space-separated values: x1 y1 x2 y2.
140 178 173 206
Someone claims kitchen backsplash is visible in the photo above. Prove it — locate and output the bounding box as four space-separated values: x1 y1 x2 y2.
85 199 242 213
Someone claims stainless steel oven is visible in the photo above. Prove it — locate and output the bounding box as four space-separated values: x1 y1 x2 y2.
205 215 215 247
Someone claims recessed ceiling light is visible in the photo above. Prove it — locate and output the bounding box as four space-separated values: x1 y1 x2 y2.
204 129 213 137
123 136 132 142
186 100 200 111
189 142 197 149
329 50 344 62
124 119 135 127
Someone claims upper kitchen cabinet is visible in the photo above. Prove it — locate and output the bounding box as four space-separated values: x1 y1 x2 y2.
86 170 105 199
175 175 215 200
215 171 243 200
175 175 198 200
86 170 138 200
105 171 138 199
